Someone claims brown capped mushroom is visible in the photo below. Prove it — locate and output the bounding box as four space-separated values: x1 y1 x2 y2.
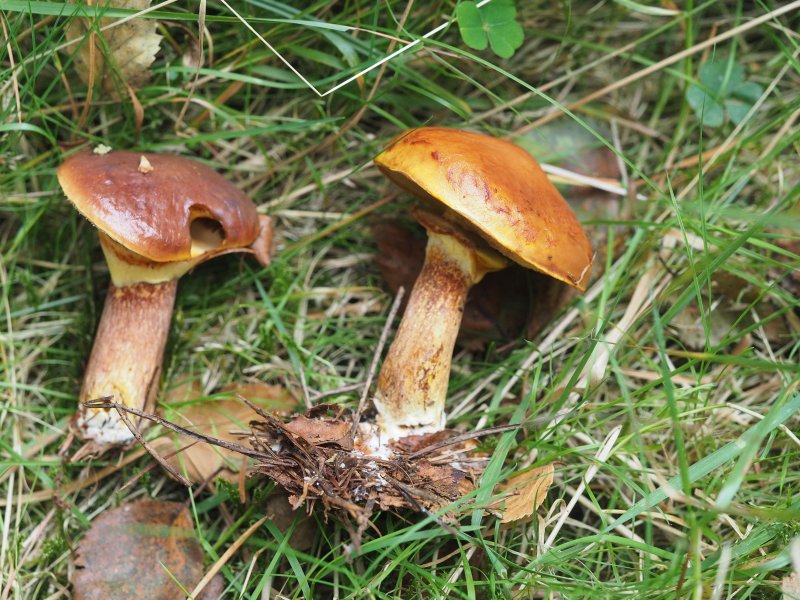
58 149 272 445
372 127 592 441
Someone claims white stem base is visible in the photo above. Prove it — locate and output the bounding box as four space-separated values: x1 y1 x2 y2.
75 280 177 445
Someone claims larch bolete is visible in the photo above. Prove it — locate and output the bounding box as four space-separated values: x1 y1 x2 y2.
59 149 272 445
372 127 593 441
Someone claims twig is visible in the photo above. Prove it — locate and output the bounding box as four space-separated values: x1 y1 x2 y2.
108 400 192 487
82 398 268 459
117 440 200 493
351 287 405 434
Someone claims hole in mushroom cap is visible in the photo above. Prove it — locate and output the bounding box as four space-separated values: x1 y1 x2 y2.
189 217 225 256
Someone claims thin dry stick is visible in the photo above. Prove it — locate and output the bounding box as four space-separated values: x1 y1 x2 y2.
514 1 800 136
189 516 268 599
264 0 416 174
82 398 268 459
109 400 192 487
173 0 207 129
213 0 493 99
351 287 405 434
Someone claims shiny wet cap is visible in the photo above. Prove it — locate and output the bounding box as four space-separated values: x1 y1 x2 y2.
58 149 261 262
374 127 593 291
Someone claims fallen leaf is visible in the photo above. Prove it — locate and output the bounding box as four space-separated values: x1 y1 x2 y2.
493 464 555 524
72 500 210 600
390 430 457 454
152 381 296 484
220 382 297 415
783 572 800 599
65 0 162 95
283 415 353 450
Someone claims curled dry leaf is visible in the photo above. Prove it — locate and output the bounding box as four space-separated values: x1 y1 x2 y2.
152 381 296 484
65 0 162 95
72 500 222 600
284 415 354 450
492 463 555 524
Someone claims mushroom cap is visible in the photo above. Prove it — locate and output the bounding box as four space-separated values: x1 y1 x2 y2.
58 150 260 263
374 127 593 291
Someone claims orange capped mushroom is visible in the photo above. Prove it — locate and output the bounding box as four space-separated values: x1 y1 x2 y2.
372 127 592 441
59 149 272 445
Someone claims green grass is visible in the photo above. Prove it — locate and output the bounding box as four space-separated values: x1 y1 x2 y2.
2 0 800 598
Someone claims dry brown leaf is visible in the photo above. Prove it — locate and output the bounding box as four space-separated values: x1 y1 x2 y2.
65 0 162 95
72 500 213 600
493 464 555 524
390 430 457 454
220 382 297 415
283 415 353 450
152 381 296 484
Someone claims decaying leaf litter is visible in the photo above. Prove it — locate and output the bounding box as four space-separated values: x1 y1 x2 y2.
4 0 800 597
71 499 224 600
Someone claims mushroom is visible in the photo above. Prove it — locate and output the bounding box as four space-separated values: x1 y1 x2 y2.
58 149 272 445
372 127 593 441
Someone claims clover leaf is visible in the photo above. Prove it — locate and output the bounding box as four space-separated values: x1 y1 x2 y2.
456 0 524 59
686 59 764 128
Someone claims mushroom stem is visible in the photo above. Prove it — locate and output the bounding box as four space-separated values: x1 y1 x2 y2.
374 230 499 441
76 280 177 444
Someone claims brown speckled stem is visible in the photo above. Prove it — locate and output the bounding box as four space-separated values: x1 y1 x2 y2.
373 230 497 441
75 280 177 444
